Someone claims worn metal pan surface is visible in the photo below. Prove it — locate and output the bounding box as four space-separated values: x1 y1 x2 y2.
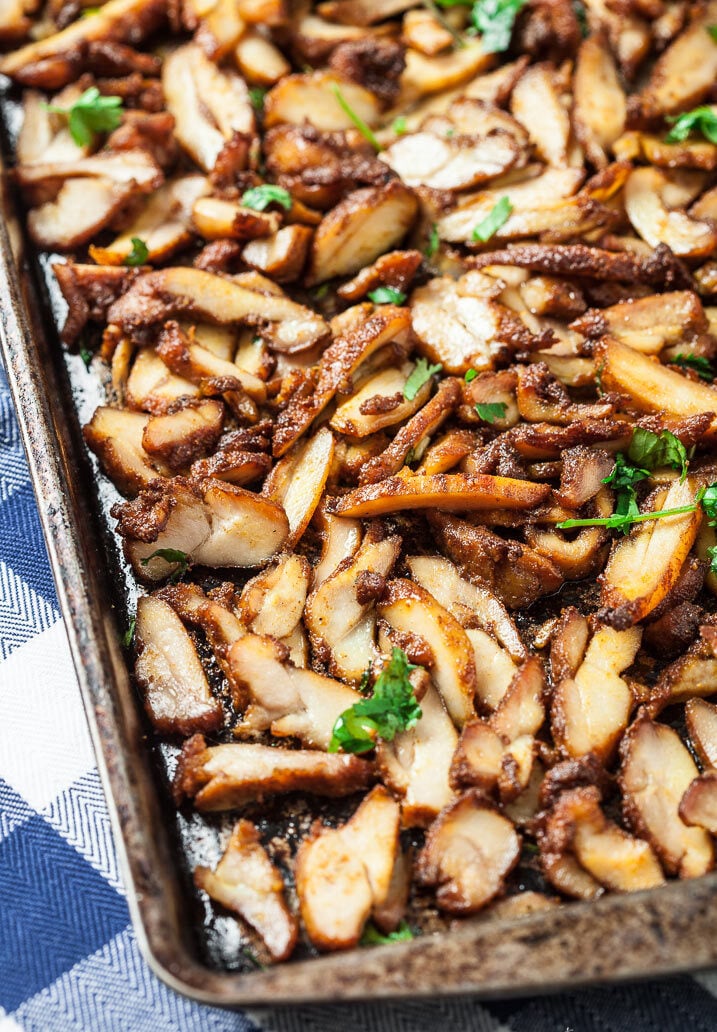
2 93 717 1009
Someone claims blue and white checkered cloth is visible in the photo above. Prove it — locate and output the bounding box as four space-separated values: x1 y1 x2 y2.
4 360 717 1031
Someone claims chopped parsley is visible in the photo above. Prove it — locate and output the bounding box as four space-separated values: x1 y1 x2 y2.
672 353 714 381
424 223 440 259
241 184 292 212
331 84 382 151
312 283 330 300
472 196 513 242
556 496 704 533
122 617 136 649
360 920 414 946
628 427 688 482
709 24 717 41
141 548 191 583
471 0 527 53
573 0 588 37
464 368 478 382
125 237 149 267
665 106 717 145
707 544 717 576
47 86 123 147
368 286 407 305
79 346 92 369
403 357 442 400
328 648 422 754
248 86 266 112
475 401 507 423
392 115 408 135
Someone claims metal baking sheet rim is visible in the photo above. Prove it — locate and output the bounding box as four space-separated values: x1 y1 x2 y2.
2 185 717 1009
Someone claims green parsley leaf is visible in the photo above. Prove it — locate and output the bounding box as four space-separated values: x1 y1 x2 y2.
475 401 507 423
141 548 191 583
241 184 292 212
445 126 455 137
665 106 717 145
328 648 422 754
464 368 478 382
332 84 382 151
392 115 408 135
672 352 714 381
312 283 330 300
556 498 702 532
360 920 414 946
79 346 92 369
358 666 373 694
122 617 136 649
249 86 266 112
471 0 527 53
404 357 442 400
424 223 440 259
472 196 513 242
368 286 407 305
125 237 149 267
47 86 123 147
707 544 717 576
572 0 588 37
708 24 717 41
80 6 101 16
628 427 688 482
241 948 266 970
701 482 717 524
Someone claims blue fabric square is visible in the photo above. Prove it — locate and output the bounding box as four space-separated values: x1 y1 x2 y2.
0 483 58 607
0 812 129 1011
0 777 33 841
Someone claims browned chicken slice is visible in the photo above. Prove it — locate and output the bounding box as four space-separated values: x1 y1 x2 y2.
229 634 360 748
174 734 374 810
295 786 406 950
620 715 714 879
686 698 717 770
134 596 224 736
380 129 520 192
572 35 626 169
572 290 708 354
195 820 298 961
624 167 717 260
679 772 717 835
416 792 521 914
83 406 168 496
651 623 717 713
263 426 334 548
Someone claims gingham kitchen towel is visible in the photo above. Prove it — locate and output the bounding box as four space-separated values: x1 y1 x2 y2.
3 361 717 1031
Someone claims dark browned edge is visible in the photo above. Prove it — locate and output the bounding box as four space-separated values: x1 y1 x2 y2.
3 158 717 1011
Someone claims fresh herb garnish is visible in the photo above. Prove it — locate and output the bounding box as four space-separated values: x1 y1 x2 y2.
403 357 442 400
475 401 507 423
331 84 382 151
368 286 407 305
424 223 440 259
556 497 703 532
709 24 717 41
572 0 588 37
392 115 408 135
358 666 373 694
702 482 717 524
313 283 330 300
464 368 478 382
471 0 527 53
665 106 717 145
240 948 266 970
595 361 605 396
47 86 123 147
79 346 92 369
122 617 136 649
672 353 714 381
328 647 422 754
472 196 513 242
360 920 414 946
707 544 717 576
628 427 688 482
141 548 191 583
249 86 266 112
80 6 101 16
241 184 292 212
125 237 149 266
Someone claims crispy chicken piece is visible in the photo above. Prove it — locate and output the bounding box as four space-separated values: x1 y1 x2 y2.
378 577 477 728
552 625 642 762
141 400 224 472
174 734 374 810
113 476 289 581
295 786 405 950
686 698 717 770
229 634 359 748
134 595 224 735
265 70 381 132
195 820 298 962
380 129 520 192
572 290 708 354
651 622 717 713
679 772 717 835
620 714 714 878
28 177 136 251
83 406 168 495
263 426 334 548
572 35 626 169
330 361 431 438
624 167 717 260
416 792 521 914
311 508 362 590
305 526 400 683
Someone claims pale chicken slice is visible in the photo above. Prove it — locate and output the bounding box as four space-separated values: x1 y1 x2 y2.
620 715 714 878
229 634 359 748
680 772 717 835
195 820 298 961
450 721 536 803
238 554 310 663
572 36 626 169
624 167 717 260
126 348 200 414
163 42 254 172
305 528 401 684
379 130 519 192
489 656 546 743
134 596 223 736
83 406 167 496
377 682 458 827
378 578 477 728
552 626 641 762
262 426 334 548
510 64 575 168
28 177 135 251
686 698 717 770
265 71 381 132
416 791 520 913
141 401 224 472
174 734 374 810
330 362 431 438
295 786 405 951
312 509 362 590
